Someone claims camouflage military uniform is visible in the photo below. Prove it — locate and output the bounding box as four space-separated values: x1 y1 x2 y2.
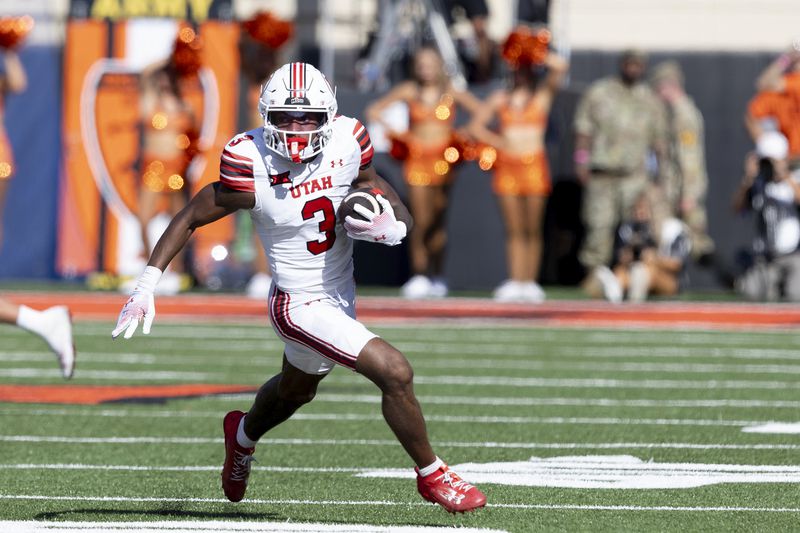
574 77 666 268
656 94 715 258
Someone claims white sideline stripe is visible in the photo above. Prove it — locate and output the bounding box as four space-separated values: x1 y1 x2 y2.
2 435 800 450
0 409 782 427
1 495 798 514
0 520 507 533
0 368 213 380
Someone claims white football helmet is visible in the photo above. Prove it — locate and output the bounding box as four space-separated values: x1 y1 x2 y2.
258 62 338 163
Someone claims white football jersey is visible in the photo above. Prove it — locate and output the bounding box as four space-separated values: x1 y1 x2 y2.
218 115 375 293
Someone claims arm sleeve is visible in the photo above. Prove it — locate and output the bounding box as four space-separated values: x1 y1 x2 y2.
218 137 255 193
352 119 374 170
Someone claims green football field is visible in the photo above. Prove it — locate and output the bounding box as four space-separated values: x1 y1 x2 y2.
1 317 799 532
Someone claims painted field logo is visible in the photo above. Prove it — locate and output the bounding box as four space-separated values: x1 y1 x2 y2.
357 455 800 489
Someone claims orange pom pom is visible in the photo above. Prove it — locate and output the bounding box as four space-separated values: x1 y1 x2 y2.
171 24 203 77
0 16 34 49
501 26 551 69
242 11 294 50
388 135 410 161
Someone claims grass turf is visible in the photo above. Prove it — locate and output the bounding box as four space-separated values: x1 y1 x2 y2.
1 320 799 531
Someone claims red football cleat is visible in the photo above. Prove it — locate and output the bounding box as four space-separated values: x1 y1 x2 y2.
221 410 255 502
416 464 487 513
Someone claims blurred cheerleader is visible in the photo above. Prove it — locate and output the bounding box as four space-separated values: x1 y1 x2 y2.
136 26 202 292
366 46 481 298
0 17 30 248
469 27 568 302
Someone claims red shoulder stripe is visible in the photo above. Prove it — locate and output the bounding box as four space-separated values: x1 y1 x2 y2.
222 149 253 164
219 176 255 193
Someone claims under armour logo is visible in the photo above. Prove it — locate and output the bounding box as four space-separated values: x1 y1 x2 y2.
268 170 292 186
330 159 343 168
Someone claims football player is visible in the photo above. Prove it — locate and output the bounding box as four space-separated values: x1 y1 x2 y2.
0 296 75 379
112 62 486 513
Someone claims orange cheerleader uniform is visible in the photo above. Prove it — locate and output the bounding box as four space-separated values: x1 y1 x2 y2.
492 96 551 197
141 106 194 193
403 93 456 187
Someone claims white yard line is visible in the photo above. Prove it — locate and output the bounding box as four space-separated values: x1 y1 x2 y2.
0 410 784 427
0 495 798 513
388 375 800 390
2 395 798 422
0 369 214 380
5 461 800 474
0 521 505 533
1 436 799 450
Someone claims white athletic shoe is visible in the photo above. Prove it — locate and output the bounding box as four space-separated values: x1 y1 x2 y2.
593 266 623 304
429 277 449 298
40 306 75 379
401 275 432 299
246 272 273 300
521 281 546 303
493 279 522 302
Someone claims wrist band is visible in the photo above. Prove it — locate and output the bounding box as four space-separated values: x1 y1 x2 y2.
573 149 590 166
135 266 163 294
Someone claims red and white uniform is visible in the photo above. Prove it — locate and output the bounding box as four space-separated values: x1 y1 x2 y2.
219 115 377 374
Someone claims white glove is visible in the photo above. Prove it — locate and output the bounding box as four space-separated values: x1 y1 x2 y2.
344 195 407 246
112 266 161 339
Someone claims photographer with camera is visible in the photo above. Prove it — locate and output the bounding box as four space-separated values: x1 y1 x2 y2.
586 189 691 303
733 131 800 301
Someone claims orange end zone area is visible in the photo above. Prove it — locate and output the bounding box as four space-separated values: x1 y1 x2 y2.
4 290 800 329
0 384 256 405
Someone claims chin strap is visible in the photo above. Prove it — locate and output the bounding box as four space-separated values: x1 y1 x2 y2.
287 136 309 163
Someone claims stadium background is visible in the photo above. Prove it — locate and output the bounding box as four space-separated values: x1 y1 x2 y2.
0 0 799 292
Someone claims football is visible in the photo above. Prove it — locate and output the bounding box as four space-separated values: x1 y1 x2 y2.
337 187 384 224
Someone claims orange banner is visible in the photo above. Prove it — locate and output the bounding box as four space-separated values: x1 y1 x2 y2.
58 18 240 283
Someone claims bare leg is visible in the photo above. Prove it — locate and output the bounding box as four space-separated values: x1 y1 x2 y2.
355 337 436 468
497 195 526 280
243 355 326 440
427 184 450 276
407 185 435 276
523 195 547 282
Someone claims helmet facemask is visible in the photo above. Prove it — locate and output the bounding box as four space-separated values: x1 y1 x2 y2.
263 108 333 163
258 63 338 164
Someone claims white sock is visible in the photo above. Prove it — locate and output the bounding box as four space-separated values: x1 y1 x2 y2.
16 305 46 338
236 415 258 449
418 457 444 477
